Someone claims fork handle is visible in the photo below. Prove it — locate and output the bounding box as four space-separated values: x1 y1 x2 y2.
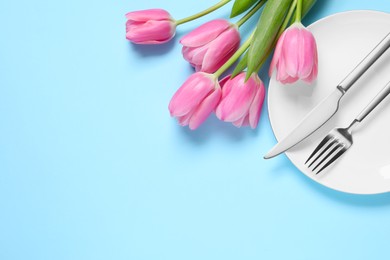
355 81 390 123
338 32 390 93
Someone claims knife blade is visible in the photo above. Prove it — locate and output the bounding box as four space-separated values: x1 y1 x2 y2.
264 31 390 159
264 89 343 159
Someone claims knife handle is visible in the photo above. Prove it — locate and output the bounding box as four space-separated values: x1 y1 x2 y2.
355 80 390 123
338 32 390 93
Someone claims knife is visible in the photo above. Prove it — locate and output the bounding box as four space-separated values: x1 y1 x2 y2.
264 32 390 159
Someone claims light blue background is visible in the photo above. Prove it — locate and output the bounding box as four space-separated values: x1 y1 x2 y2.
1 0 390 259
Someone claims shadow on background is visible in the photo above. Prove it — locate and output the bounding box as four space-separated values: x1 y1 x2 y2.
130 40 176 57
303 0 333 25
271 157 390 207
300 171 390 207
177 114 261 145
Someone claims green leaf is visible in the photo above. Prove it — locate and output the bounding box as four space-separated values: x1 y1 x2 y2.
230 0 260 18
231 52 248 77
246 0 293 79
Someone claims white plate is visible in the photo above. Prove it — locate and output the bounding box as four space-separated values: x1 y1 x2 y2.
268 10 390 194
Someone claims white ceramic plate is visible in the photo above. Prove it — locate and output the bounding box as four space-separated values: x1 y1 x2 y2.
268 10 390 194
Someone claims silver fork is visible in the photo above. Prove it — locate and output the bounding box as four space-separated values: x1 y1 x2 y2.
306 80 390 174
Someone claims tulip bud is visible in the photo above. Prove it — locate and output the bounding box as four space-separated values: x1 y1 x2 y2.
180 19 240 73
216 72 265 129
169 72 221 130
269 22 318 84
126 9 176 44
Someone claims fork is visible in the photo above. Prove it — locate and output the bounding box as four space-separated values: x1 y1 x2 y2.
305 80 390 174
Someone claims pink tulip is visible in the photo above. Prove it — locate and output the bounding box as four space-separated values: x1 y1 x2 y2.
216 72 265 129
180 19 240 73
125 9 176 44
169 72 221 130
269 22 318 84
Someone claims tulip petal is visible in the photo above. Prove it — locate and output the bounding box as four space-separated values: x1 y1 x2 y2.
190 44 210 67
169 73 216 117
232 117 244 127
269 32 286 77
304 51 318 83
298 29 316 79
248 82 265 129
178 112 193 126
276 56 289 82
189 87 221 130
195 64 202 72
126 20 175 44
125 9 172 22
180 19 231 48
218 75 233 101
201 27 240 73
181 46 193 61
126 20 139 32
218 75 231 88
281 76 299 84
243 117 250 127
182 45 208 66
282 27 300 78
182 48 204 71
215 73 257 122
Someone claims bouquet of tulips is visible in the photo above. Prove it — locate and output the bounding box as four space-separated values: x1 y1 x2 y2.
126 0 318 130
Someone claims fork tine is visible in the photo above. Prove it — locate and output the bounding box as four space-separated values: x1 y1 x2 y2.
308 137 337 168
315 147 347 174
305 135 332 164
312 143 343 172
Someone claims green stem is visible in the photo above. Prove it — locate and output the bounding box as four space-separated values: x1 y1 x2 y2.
214 32 254 78
175 0 232 25
282 0 298 31
235 0 266 28
254 46 272 73
295 0 303 23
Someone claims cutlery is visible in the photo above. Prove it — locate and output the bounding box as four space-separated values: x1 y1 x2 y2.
305 80 390 174
264 32 390 159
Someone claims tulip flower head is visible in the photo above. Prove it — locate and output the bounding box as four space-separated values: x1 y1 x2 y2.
216 72 265 129
126 9 176 44
169 72 221 130
269 22 318 84
180 19 240 73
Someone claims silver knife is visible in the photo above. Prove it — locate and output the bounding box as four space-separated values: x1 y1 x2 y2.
264 32 390 159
